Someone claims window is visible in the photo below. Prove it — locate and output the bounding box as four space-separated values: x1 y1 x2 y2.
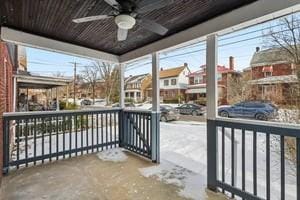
264 72 272 77
164 80 169 86
171 79 177 85
194 76 203 84
217 73 222 80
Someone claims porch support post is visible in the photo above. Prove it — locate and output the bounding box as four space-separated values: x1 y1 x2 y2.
56 87 59 111
206 34 218 191
151 52 160 163
13 76 17 112
119 63 125 147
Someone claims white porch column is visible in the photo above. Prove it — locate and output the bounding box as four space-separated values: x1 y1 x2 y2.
206 34 218 119
151 52 160 163
206 34 218 191
119 64 125 109
152 52 160 111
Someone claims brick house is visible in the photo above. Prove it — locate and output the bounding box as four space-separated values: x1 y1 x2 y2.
159 64 190 102
0 42 17 179
186 57 240 105
124 73 152 102
249 47 297 105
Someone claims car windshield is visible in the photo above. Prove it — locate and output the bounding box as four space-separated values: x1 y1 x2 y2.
162 105 173 110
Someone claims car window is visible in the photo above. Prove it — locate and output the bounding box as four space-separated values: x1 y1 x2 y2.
234 103 244 107
181 105 188 108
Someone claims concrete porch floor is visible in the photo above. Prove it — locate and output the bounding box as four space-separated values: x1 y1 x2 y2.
0 152 226 200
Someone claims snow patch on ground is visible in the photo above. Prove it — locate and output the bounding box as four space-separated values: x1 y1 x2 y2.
97 148 127 162
139 160 206 200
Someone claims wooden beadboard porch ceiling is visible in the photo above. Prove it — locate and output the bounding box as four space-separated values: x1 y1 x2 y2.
0 0 256 55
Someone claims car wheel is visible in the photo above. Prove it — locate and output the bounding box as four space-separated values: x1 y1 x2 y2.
255 113 267 121
220 111 229 118
192 111 198 116
160 116 168 122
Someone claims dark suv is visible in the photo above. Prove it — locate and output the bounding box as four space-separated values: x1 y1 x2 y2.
218 101 278 120
176 103 206 116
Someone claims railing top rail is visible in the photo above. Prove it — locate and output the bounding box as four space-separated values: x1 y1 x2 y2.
3 108 122 120
123 109 152 114
214 117 300 137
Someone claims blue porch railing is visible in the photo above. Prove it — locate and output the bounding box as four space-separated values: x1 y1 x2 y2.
2 108 160 174
207 118 300 200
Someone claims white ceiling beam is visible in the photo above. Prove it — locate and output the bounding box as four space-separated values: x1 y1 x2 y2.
1 27 120 63
120 0 300 63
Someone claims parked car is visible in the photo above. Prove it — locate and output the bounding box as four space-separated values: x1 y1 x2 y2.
81 99 92 106
28 102 45 111
149 105 180 122
176 103 206 116
218 101 278 120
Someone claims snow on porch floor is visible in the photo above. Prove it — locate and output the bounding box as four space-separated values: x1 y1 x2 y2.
0 149 226 200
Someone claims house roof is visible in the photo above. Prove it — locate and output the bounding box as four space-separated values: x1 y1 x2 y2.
160 66 187 79
188 65 238 76
1 0 256 55
125 73 149 83
249 75 297 85
250 48 294 67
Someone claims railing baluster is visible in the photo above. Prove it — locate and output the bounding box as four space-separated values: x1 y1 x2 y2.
101 113 104 151
143 114 145 153
34 118 37 165
92 114 94 152
42 118 45 163
49 117 52 162
139 113 142 152
75 114 78 156
280 135 285 200
69 115 72 158
266 133 270 200
56 115 59 160
81 115 84 155
253 131 257 196
110 112 112 148
16 119 20 169
242 129 245 199
231 128 235 199
96 114 99 151
63 116 66 158
222 126 225 193
25 119 28 167
86 114 89 153
297 138 300 200
106 113 108 150
114 112 117 147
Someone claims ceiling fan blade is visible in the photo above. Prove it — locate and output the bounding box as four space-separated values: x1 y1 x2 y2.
104 0 120 9
73 15 112 23
137 0 174 13
139 19 168 35
117 28 128 41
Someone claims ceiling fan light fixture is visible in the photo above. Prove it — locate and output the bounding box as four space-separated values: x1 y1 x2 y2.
115 14 136 29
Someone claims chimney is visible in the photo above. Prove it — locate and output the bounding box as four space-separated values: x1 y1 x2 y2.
229 56 234 70
256 47 260 52
184 63 188 67
160 68 163 71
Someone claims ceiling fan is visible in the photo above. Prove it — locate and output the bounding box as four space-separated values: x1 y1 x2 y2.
72 0 174 41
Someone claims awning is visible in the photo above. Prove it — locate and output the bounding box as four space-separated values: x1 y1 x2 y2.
186 88 207 94
262 66 273 72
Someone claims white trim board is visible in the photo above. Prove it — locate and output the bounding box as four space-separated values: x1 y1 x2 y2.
120 0 300 63
0 27 120 63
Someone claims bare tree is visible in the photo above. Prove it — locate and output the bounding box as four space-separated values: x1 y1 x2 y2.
227 72 252 104
81 65 99 104
92 61 120 105
263 14 300 167
264 15 300 114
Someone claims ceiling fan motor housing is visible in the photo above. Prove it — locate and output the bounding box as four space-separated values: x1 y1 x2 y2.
115 14 136 30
